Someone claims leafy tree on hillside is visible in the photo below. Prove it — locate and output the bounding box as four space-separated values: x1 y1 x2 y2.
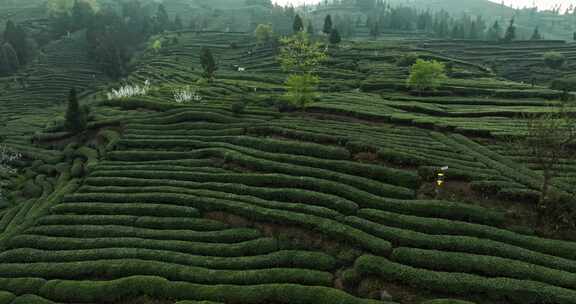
329 28 341 45
486 21 502 41
543 52 566 69
278 32 327 108
255 24 273 45
284 73 320 109
503 18 516 42
200 47 217 81
511 105 576 229
530 27 542 40
293 14 304 34
323 15 333 35
278 32 327 75
407 59 447 93
64 88 87 133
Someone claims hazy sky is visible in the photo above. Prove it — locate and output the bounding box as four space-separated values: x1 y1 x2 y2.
272 0 575 10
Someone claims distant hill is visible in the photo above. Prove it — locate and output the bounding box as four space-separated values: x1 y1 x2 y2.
388 0 514 16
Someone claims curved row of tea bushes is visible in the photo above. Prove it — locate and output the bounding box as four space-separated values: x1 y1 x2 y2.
355 255 576 304
359 209 576 260
111 138 418 189
98 148 414 199
82 177 359 215
6 235 281 257
25 225 261 244
0 248 337 271
73 186 343 220
51 202 200 218
0 259 333 286
344 216 576 273
117 136 351 160
59 192 392 254
37 215 228 231
391 247 576 290
34 275 389 304
88 169 501 225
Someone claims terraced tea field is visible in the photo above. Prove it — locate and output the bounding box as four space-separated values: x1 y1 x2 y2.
1 30 576 304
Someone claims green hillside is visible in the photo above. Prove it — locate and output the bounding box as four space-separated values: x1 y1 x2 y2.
1 1 576 304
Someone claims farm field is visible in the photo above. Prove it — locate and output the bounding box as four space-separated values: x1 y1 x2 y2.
1 6 576 304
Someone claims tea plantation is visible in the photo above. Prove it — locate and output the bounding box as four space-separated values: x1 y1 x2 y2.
1 25 576 304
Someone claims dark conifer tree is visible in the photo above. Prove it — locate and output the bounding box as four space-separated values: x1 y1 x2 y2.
156 4 170 33
530 27 542 40
503 18 516 42
200 47 217 80
0 42 19 75
323 14 333 35
3 21 27 65
293 14 304 33
64 88 86 133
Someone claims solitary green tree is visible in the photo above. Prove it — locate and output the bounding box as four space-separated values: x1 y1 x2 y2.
407 59 447 93
254 23 273 45
200 47 217 81
543 51 565 69
512 105 576 228
323 14 333 35
278 32 327 108
293 14 304 33
64 88 86 133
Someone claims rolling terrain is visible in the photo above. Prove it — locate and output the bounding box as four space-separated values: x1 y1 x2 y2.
1 7 576 304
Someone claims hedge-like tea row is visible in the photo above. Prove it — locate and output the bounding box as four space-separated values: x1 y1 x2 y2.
0 291 14 304
59 192 392 254
88 169 499 224
8 294 58 304
359 209 576 260
0 259 333 286
420 299 476 304
7 235 281 257
91 164 229 174
111 141 417 189
344 216 576 273
118 136 351 160
391 247 576 290
126 109 245 124
25 225 261 244
95 147 414 199
51 202 200 218
0 248 337 271
37 275 388 304
355 255 576 304
83 177 359 215
65 188 342 220
37 215 228 231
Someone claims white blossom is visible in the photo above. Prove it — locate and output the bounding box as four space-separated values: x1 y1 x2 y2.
107 80 151 100
172 86 203 103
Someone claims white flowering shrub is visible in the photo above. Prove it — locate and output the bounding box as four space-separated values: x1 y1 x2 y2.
107 80 151 100
0 145 22 205
173 86 203 103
